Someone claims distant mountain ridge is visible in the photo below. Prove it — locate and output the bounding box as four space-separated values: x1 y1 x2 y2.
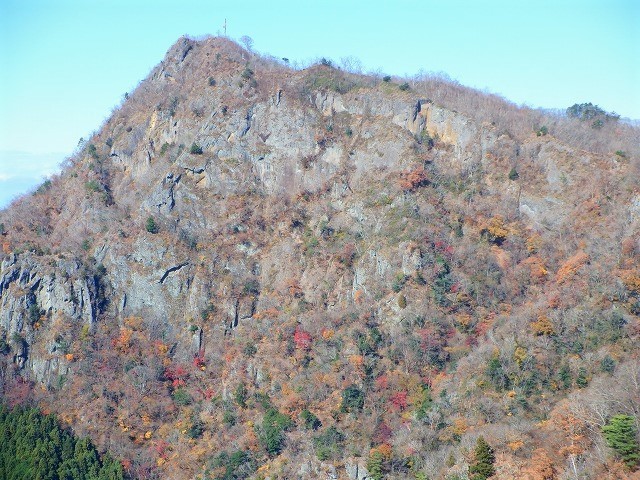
0 150 66 208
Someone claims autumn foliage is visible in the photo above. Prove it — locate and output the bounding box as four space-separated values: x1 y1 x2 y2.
399 168 429 191
293 326 312 350
556 250 589 284
0 35 638 480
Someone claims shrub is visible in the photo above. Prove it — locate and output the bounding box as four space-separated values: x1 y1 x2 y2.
28 303 42 326
145 216 159 234
508 167 519 180
172 388 192 406
0 336 9 354
557 365 572 389
486 356 510 391
313 426 345 460
208 76 216 86
340 384 365 412
300 409 321 430
87 143 99 160
481 216 508 245
189 143 203 155
187 415 204 439
567 102 619 122
168 97 178 117
382 75 391 82
243 343 257 357
257 407 294 456
601 355 616 374
85 180 101 193
241 67 254 80
416 129 435 148
234 383 248 408
305 71 355 94
243 279 260 296
576 367 589 388
536 126 548 136
400 168 429 191
222 409 236 427
159 142 170 156
392 273 408 293
399 82 410 91
398 294 407 309
210 450 256 480
201 303 216 321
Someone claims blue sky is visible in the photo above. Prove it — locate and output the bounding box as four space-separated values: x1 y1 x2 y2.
1 0 638 208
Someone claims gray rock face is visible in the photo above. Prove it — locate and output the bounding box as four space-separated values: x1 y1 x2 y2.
423 103 481 168
0 254 96 334
0 69 587 391
0 253 97 383
345 461 371 480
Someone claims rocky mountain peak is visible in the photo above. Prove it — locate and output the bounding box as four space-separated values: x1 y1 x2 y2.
1 36 639 479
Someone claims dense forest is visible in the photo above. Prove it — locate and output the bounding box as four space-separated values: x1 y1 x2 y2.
0 404 125 480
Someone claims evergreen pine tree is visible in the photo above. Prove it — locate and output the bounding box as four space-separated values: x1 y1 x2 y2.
602 414 640 469
145 216 159 234
366 450 384 480
469 436 496 480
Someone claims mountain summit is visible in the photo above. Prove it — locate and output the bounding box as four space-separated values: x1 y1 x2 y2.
1 36 639 479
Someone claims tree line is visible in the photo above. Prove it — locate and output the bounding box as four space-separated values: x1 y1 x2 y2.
0 404 125 480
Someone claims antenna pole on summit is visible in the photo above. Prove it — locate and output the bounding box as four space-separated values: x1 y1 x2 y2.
223 19 227 36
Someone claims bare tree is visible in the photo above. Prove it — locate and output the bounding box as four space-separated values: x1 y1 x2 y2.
339 56 362 74
240 35 254 51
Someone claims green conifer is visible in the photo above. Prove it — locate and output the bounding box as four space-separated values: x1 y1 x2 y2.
602 414 640 468
469 436 496 480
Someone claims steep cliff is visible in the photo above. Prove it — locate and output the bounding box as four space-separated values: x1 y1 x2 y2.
1 37 639 480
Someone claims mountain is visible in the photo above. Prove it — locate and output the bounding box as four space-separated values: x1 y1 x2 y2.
1 36 639 480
